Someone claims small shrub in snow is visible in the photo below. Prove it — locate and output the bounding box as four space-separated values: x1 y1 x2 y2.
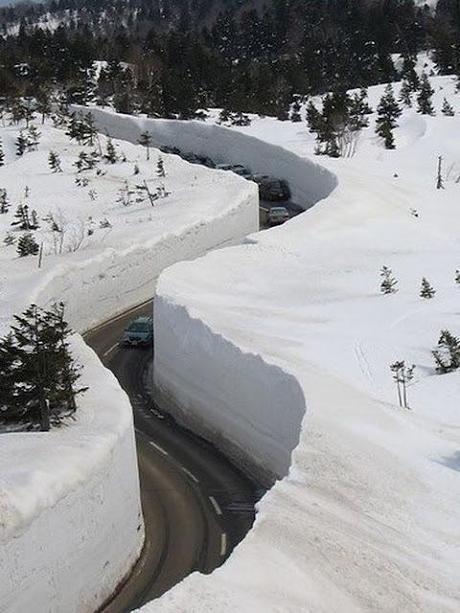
75 176 90 187
26 125 41 151
231 111 251 126
420 277 436 299
390 360 415 409
432 330 460 374
74 151 99 172
441 98 455 116
0 138 4 166
103 138 118 164
3 231 15 245
99 218 112 229
157 156 166 178
417 73 435 116
217 108 231 124
15 131 27 156
380 266 398 294
398 81 413 107
117 181 135 206
455 269 460 285
48 150 62 172
133 163 139 175
16 232 39 257
0 188 10 214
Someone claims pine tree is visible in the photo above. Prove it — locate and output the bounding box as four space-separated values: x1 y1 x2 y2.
399 81 413 107
16 131 27 156
441 98 455 116
17 233 39 257
27 125 41 151
0 188 9 214
0 137 4 166
65 113 80 142
138 131 152 160
0 303 86 428
432 330 460 373
375 85 401 149
82 113 98 146
218 108 231 124
290 97 302 122
48 150 62 172
306 101 322 133
30 209 40 230
417 73 435 116
157 156 165 178
420 277 435 299
380 265 398 294
103 138 118 164
11 204 31 230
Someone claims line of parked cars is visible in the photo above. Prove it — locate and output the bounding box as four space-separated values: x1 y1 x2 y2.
160 145 291 205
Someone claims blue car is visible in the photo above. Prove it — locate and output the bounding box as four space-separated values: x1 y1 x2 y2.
122 316 153 347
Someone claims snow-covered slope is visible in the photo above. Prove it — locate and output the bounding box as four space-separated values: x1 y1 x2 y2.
0 117 258 611
147 75 460 611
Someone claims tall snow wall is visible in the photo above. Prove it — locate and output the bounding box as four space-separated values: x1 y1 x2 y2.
1 115 259 612
152 134 337 483
0 338 143 613
75 106 338 208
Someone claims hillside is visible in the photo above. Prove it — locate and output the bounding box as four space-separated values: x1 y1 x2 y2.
145 74 460 612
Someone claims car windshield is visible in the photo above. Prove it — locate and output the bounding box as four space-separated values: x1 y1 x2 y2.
127 321 150 333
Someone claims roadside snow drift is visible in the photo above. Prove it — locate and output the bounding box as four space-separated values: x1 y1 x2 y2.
147 75 460 611
0 117 258 611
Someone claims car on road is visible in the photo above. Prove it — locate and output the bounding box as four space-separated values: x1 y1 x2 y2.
267 206 290 226
254 176 291 201
122 316 153 346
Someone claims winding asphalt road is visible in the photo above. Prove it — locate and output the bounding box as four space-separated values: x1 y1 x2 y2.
84 301 261 612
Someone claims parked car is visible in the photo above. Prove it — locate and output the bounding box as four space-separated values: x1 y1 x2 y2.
267 206 290 226
122 316 153 346
258 178 291 201
230 164 251 177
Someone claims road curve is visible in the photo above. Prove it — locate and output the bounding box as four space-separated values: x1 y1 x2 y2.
84 301 261 612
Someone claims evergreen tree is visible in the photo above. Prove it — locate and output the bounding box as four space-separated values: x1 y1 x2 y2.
103 138 118 164
432 330 460 373
218 108 231 124
0 188 9 214
0 137 4 166
420 277 435 299
375 85 401 149
16 131 27 156
380 265 398 294
399 81 413 107
48 150 62 172
82 113 98 146
36 87 52 124
157 156 165 178
11 204 31 230
0 303 86 428
138 131 152 160
17 232 39 257
27 125 41 151
306 101 322 133
290 97 302 122
30 209 40 230
417 73 435 116
441 98 455 116
400 53 419 91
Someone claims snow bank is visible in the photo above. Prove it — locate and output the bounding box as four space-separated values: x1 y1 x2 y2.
0 337 143 613
0 116 258 611
146 76 460 611
77 106 337 208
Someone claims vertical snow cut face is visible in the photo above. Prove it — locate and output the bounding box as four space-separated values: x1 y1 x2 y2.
154 296 306 483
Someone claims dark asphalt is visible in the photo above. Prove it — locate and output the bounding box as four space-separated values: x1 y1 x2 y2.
84 301 261 612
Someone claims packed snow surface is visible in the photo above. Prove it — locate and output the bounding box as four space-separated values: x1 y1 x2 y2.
147 75 460 611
